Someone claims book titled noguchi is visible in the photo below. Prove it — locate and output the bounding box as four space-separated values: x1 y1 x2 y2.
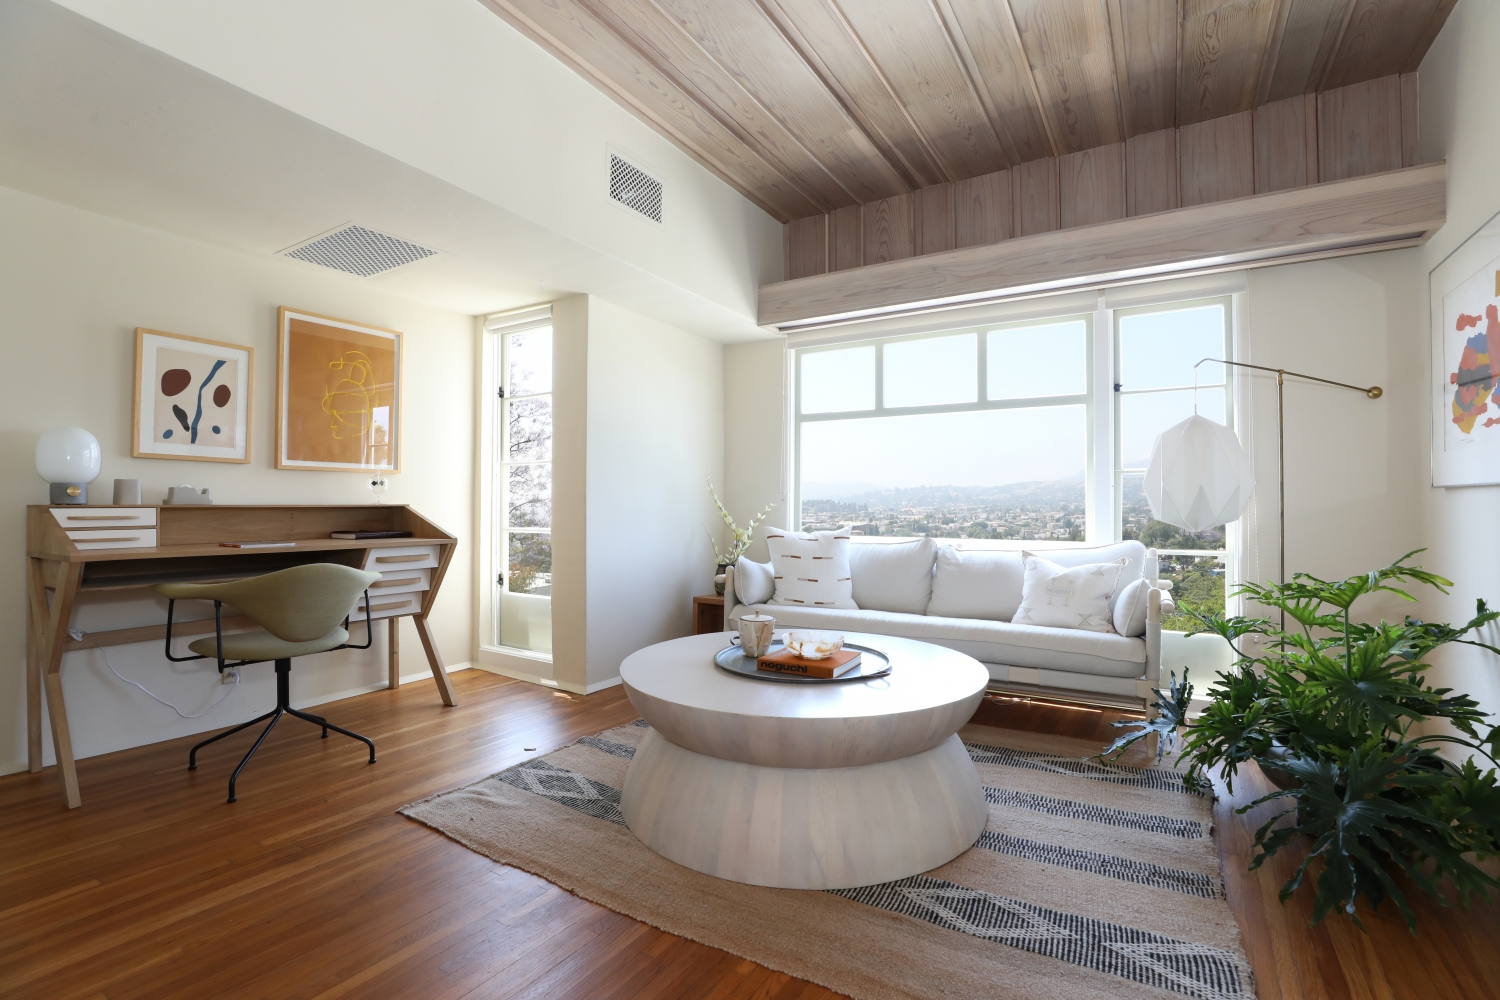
756 648 862 679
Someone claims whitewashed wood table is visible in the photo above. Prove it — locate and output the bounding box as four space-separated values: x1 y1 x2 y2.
619 631 989 890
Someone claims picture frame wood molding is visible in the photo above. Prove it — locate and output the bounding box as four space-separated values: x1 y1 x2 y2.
275 307 404 474
132 327 254 464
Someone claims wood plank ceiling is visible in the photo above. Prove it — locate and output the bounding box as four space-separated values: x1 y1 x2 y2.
479 0 1457 222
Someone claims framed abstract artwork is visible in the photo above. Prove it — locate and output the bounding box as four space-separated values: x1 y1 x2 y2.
132 328 253 463
276 307 403 472
1431 209 1500 487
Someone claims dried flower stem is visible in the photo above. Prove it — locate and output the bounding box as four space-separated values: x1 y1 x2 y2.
706 476 775 565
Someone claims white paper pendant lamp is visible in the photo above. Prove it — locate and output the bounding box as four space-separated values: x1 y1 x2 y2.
1144 414 1255 532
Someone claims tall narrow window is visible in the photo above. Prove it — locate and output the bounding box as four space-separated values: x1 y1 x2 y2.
494 326 553 653
1114 298 1233 629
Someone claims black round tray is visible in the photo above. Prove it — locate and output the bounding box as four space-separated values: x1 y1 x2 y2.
713 641 892 684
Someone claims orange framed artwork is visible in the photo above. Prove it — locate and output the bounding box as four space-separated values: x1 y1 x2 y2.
275 307 403 473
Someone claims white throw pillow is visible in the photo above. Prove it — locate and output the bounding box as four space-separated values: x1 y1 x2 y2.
733 557 775 607
1015 552 1126 633
927 547 1025 622
847 538 936 614
765 528 857 609
1111 577 1151 637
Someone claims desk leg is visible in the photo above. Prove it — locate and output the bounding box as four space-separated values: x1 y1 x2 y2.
413 616 457 707
26 558 49 773
41 563 84 808
388 617 401 690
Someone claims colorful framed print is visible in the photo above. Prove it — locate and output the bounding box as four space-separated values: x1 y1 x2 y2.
276 307 403 472
132 328 253 464
1431 209 1500 487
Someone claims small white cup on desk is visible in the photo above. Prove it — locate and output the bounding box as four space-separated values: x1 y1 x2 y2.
736 614 776 658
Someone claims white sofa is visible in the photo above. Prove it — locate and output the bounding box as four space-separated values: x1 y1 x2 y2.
725 539 1172 711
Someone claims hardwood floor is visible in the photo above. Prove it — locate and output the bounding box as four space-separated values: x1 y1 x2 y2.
2 671 1496 999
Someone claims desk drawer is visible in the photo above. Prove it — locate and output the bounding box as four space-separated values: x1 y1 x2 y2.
364 544 441 571
52 507 157 529
367 568 431 596
353 594 421 620
67 528 158 550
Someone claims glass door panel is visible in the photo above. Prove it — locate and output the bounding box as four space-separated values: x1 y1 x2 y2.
495 326 553 655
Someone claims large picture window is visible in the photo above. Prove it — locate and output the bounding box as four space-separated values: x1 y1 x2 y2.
791 292 1236 630
796 319 1092 541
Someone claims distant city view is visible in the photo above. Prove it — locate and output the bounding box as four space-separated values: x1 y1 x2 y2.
798 475 1226 628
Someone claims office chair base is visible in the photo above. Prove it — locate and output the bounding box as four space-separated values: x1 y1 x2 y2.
187 658 376 803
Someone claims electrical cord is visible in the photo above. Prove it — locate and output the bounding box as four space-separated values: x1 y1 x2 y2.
67 628 239 720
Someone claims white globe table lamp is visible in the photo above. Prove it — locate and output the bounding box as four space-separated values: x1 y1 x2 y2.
36 427 102 505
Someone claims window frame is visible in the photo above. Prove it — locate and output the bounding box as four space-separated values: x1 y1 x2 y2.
791 315 1096 542
1111 294 1237 618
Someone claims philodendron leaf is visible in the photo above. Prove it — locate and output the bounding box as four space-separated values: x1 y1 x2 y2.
1241 744 1497 932
1097 671 1193 769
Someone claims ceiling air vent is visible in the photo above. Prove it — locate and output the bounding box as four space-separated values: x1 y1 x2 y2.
279 224 439 278
608 153 663 223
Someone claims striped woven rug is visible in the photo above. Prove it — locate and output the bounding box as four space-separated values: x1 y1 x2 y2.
401 720 1252 1000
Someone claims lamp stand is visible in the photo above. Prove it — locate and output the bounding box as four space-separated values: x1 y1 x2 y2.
1208 359 1382 629
49 483 88 504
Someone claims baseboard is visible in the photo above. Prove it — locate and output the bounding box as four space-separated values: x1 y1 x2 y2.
471 661 623 696
2 662 474 776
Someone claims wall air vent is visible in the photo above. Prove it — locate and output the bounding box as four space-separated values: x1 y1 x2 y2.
279 224 439 278
608 153 663 223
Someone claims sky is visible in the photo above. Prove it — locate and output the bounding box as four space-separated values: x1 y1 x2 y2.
798 305 1227 489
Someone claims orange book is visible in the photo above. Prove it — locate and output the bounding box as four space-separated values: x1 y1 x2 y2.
757 648 862 679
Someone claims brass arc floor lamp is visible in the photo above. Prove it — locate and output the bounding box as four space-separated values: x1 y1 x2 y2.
1192 359 1383 627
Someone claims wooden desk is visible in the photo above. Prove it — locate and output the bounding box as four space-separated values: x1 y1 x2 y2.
26 503 459 808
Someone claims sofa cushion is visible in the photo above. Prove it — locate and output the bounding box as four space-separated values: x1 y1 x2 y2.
1112 577 1151 637
847 537 936 615
1016 553 1126 633
738 603 1146 678
734 557 775 606
927 547 1024 621
765 528 856 609
1036 540 1147 588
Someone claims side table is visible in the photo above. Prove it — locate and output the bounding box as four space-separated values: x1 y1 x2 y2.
691 595 724 634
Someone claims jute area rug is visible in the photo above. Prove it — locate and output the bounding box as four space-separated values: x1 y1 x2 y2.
401 720 1252 1000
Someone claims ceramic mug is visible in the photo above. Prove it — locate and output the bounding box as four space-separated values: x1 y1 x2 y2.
736 614 776 658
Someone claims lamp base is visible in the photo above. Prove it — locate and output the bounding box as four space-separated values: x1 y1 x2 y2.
49 482 88 504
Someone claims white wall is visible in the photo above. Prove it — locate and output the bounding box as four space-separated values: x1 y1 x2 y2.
50 0 784 335
1412 0 1500 724
583 298 724 689
723 339 787 563
1 185 475 775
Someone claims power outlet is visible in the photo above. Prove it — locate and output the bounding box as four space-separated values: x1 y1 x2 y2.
221 668 240 685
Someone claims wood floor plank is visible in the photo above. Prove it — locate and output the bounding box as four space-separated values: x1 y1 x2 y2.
3 676 1497 999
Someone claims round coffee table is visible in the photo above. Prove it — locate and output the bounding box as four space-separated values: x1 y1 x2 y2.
619 631 989 890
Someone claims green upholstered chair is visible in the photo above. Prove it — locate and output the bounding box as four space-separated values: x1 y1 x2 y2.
155 562 381 802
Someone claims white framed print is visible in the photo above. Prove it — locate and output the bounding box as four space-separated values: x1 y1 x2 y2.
1431 209 1500 487
132 328 253 464
276 307 403 472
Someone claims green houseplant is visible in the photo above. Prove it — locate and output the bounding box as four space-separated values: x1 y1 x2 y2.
1102 551 1500 932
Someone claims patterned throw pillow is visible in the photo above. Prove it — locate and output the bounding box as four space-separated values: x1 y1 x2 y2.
1014 552 1126 633
765 528 857 609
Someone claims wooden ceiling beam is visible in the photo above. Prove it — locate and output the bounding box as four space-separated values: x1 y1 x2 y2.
478 0 819 221
759 162 1445 329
